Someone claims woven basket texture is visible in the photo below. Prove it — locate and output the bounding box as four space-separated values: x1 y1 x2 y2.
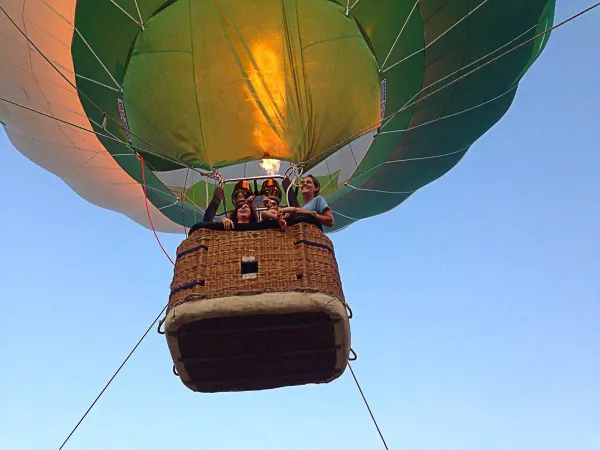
169 222 344 310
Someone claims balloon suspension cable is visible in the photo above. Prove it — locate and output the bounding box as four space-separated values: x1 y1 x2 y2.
137 154 176 265
204 168 227 212
0 4 205 175
284 161 304 178
298 1 600 171
0 92 218 225
208 168 225 186
283 163 304 206
0 95 173 168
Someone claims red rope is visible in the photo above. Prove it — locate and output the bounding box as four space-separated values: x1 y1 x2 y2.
139 154 175 266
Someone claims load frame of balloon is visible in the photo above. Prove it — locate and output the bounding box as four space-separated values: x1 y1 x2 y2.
211 159 305 220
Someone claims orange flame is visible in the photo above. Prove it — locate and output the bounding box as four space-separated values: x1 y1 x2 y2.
246 39 287 158
259 158 281 176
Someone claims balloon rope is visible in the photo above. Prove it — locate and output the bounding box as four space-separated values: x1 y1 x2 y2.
55 155 175 449
56 304 167 450
349 362 390 449
0 4 210 176
301 1 600 169
139 154 176 266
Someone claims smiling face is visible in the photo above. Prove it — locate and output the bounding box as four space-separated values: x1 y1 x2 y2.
300 175 320 198
236 202 252 223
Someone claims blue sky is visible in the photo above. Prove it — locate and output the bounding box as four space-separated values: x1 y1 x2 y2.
1 2 598 449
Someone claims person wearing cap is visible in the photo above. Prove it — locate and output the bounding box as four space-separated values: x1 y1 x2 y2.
218 180 259 230
231 180 255 206
259 178 291 229
201 180 254 225
259 178 283 205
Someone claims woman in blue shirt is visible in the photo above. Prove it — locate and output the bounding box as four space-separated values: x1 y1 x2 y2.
290 175 334 228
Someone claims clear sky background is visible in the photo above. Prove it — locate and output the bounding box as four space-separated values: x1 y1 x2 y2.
1 2 598 450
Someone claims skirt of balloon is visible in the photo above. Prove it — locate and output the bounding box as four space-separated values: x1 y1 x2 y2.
165 218 351 393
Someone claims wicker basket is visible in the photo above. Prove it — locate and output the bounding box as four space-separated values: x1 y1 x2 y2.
164 220 350 393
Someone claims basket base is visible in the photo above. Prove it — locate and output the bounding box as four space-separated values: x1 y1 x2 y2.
165 292 350 393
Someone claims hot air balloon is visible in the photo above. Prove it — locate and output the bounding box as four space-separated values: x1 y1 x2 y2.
0 0 556 392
